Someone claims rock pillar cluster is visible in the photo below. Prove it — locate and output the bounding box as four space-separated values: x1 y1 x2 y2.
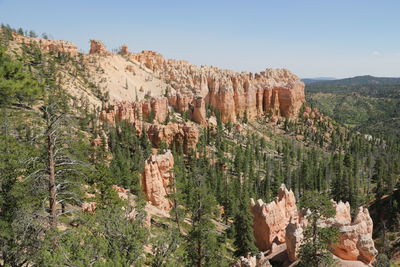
250 185 378 264
141 151 174 211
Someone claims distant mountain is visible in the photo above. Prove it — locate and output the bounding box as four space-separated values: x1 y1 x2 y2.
305 75 400 137
301 77 336 84
307 75 400 87
305 75 400 98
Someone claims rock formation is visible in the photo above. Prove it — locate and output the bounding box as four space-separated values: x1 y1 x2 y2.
141 151 174 211
128 50 305 123
285 219 304 262
250 184 298 251
232 253 272 267
12 34 305 127
120 44 129 55
146 122 199 153
251 185 377 264
284 201 377 264
330 206 378 264
81 202 96 213
251 186 378 264
89 40 109 55
100 99 169 126
11 32 78 55
100 101 199 152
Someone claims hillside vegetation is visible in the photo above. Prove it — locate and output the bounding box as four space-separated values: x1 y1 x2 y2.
306 75 400 137
0 25 399 266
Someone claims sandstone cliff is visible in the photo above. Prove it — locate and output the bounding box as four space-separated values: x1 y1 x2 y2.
11 34 305 151
11 32 78 55
11 33 305 125
100 101 199 152
129 50 305 123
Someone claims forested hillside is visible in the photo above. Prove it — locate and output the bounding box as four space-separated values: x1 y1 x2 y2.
306 76 400 137
0 25 399 266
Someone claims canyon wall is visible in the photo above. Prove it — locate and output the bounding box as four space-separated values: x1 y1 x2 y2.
11 34 305 150
128 50 305 123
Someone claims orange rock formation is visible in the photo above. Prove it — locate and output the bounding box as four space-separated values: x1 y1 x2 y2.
100 101 199 152
250 184 298 251
11 32 78 55
129 50 305 123
146 122 199 153
141 151 174 211
251 185 378 264
89 40 109 55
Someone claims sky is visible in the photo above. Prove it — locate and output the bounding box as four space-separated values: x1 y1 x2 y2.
1 0 400 78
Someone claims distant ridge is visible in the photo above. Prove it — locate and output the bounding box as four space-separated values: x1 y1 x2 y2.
301 77 336 84
305 75 400 86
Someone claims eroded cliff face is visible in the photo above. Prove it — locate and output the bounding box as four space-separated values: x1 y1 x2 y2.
11 33 304 124
11 32 78 55
141 151 174 211
251 185 378 264
100 99 169 126
285 203 377 264
99 101 199 152
145 122 199 153
129 50 305 123
11 34 304 151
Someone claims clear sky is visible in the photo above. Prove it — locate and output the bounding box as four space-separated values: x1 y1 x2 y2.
1 0 399 78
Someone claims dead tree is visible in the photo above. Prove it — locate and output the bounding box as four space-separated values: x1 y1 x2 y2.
28 97 82 228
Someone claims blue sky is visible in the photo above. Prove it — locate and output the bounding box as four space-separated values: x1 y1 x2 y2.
1 0 399 78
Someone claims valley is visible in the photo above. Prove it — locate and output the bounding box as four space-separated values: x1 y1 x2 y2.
0 24 399 267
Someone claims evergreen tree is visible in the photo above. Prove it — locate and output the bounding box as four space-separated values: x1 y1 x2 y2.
186 160 225 267
298 191 339 267
233 190 258 257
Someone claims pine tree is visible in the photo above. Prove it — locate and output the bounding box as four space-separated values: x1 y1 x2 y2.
186 160 224 267
233 190 258 257
298 191 339 267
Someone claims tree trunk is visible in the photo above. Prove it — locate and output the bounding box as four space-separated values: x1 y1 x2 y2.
47 132 57 227
197 238 202 267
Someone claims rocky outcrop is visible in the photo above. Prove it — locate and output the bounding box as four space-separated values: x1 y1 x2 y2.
89 40 109 55
232 253 272 267
141 151 174 211
12 32 78 55
100 101 199 152
129 50 305 123
250 185 298 251
81 202 96 213
100 99 169 126
146 121 199 153
283 201 377 264
330 207 377 264
252 185 377 264
120 44 129 55
285 220 304 262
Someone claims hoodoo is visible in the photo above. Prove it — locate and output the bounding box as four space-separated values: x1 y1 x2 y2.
141 151 175 211
251 185 378 265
